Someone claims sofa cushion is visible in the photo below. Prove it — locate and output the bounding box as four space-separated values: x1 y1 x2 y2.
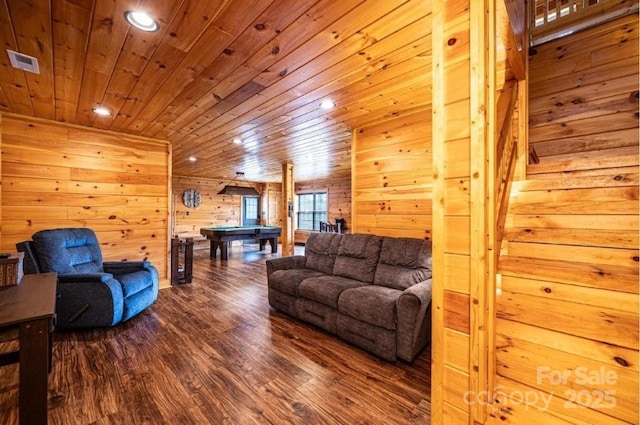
268 288 298 317
269 269 326 296
332 234 382 283
304 232 343 274
296 299 338 334
338 285 401 330
118 270 154 297
122 285 157 321
299 275 368 308
32 228 103 274
337 314 397 361
374 237 432 290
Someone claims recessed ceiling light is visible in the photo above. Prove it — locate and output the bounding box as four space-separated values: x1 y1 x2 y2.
188 156 197 162
232 138 242 145
124 10 159 32
320 99 336 109
92 106 111 116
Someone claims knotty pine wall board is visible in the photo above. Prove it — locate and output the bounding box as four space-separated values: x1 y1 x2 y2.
430 1 477 422
352 110 433 240
528 74 638 127
528 55 638 99
173 175 348 247
528 14 638 173
508 212 638 232
495 14 639 424
172 175 264 249
0 113 170 286
526 129 638 162
294 176 351 244
528 13 638 82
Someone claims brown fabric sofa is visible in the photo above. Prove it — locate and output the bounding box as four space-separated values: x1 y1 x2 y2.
266 232 432 362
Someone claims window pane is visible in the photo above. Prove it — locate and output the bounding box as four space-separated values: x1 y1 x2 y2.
297 212 314 230
315 193 327 211
298 194 314 211
296 192 328 231
245 197 258 219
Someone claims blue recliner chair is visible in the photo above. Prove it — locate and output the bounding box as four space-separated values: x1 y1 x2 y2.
17 228 159 330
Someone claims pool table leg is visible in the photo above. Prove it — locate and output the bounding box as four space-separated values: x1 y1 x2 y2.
220 241 229 261
209 239 217 258
270 237 278 253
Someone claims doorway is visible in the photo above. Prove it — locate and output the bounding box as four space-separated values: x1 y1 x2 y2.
242 196 260 243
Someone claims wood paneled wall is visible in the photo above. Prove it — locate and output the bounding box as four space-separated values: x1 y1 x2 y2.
294 176 351 244
172 175 265 249
431 1 472 422
495 15 639 424
0 113 171 286
173 174 346 248
351 111 432 240
528 13 638 178
431 0 502 423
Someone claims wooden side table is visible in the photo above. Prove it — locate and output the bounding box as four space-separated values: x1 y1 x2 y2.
170 237 194 284
0 272 57 425
0 252 24 287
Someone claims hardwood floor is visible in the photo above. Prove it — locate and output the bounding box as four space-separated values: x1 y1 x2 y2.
0 245 431 424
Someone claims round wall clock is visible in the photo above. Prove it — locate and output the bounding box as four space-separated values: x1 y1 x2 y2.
182 189 202 208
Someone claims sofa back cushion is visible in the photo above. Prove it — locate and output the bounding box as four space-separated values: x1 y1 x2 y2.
32 228 104 274
304 232 343 274
374 237 432 290
333 234 382 283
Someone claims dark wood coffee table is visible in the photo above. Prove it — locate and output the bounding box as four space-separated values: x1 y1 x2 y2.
0 273 57 425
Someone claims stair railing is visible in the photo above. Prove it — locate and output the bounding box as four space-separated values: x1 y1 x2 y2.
495 80 519 243
530 0 639 46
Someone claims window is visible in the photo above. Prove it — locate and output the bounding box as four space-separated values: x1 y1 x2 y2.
244 197 259 220
296 192 327 231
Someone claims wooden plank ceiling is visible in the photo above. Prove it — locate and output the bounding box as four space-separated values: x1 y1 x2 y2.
0 0 432 182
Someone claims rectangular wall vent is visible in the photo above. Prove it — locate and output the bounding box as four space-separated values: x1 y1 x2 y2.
7 49 40 74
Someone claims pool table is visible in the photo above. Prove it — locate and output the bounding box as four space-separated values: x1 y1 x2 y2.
200 226 282 260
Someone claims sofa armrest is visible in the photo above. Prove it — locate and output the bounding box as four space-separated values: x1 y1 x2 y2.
56 274 124 329
103 261 152 274
16 240 41 274
266 255 307 277
104 262 160 304
396 279 433 362
58 272 114 283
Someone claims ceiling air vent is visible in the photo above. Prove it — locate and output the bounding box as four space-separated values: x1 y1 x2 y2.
7 50 40 74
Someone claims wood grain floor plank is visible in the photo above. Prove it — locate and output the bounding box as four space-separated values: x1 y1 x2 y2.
0 245 430 424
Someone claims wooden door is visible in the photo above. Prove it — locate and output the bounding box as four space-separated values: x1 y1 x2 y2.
267 189 282 226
